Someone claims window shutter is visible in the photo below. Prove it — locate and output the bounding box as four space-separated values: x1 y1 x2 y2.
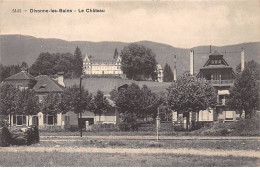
43 115 46 124
23 115 26 125
13 115 16 125
54 115 57 124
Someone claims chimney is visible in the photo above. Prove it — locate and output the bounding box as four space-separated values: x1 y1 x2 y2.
241 48 245 72
173 55 177 81
190 50 194 76
57 72 65 87
210 45 212 53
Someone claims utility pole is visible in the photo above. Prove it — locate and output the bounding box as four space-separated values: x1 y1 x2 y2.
156 107 160 141
80 77 83 137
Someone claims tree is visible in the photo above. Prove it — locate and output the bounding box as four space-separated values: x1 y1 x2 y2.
115 83 143 122
41 92 61 125
73 47 83 77
114 83 163 123
16 89 40 125
0 83 20 123
140 85 164 121
0 84 40 126
120 44 157 80
236 60 260 80
163 63 174 82
21 62 28 69
0 64 22 82
29 52 74 77
30 52 56 76
167 73 217 129
227 69 259 119
91 90 111 121
41 93 61 116
59 85 92 115
113 48 119 59
109 88 118 102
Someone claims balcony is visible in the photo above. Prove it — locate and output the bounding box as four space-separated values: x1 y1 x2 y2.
217 99 229 106
208 79 234 86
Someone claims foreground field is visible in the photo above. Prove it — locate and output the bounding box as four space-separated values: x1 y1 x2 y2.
39 137 260 151
1 136 260 167
0 151 258 167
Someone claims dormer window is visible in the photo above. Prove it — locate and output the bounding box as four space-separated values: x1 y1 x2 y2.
39 84 47 89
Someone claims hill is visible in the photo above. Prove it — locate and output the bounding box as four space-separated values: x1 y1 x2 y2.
1 34 260 76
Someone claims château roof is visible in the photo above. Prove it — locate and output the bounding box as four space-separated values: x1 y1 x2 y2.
83 54 121 64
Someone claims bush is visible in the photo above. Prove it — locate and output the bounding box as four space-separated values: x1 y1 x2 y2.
26 125 39 145
118 123 140 131
10 125 40 146
0 127 12 147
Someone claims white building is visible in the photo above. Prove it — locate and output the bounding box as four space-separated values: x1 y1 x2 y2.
83 54 123 75
156 64 163 82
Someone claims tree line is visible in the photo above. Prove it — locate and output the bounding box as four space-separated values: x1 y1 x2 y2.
29 47 83 78
1 44 176 82
0 65 259 127
0 83 110 125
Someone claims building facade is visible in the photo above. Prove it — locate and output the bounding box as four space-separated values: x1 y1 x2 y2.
156 64 164 82
4 70 119 130
173 49 243 130
83 54 123 75
196 49 240 122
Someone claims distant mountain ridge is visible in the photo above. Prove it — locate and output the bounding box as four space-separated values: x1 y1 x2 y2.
1 34 259 76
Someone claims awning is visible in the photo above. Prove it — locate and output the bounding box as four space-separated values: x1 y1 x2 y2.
218 90 230 95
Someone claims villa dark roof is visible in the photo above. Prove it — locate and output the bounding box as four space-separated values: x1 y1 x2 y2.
200 65 233 70
5 71 36 81
33 75 64 93
209 50 223 56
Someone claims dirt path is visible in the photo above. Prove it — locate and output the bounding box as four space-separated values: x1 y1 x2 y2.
41 135 260 141
1 146 259 158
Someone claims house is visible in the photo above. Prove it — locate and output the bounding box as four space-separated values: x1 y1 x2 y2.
4 70 119 129
4 71 66 129
172 49 244 130
83 54 123 75
196 49 241 122
64 98 119 130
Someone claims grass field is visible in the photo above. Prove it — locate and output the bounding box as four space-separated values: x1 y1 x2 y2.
1 135 259 167
0 151 258 167
38 138 260 151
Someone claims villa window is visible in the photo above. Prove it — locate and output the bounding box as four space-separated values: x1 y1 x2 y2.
43 115 57 125
13 115 26 126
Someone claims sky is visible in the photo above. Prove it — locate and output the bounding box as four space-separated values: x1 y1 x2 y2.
0 0 260 48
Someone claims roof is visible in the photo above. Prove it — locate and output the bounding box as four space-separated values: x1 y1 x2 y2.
84 55 121 64
157 64 163 70
5 71 36 81
200 65 233 70
90 59 117 64
209 49 223 56
33 75 64 93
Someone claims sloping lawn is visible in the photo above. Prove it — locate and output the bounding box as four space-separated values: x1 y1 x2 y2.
64 77 171 94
